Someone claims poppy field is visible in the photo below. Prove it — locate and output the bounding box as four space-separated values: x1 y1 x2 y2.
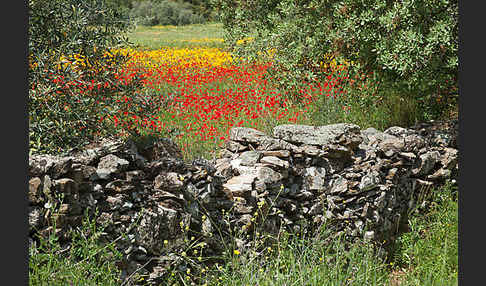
29 23 395 159
113 45 357 158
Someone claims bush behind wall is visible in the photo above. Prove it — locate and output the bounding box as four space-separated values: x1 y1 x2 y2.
214 0 458 120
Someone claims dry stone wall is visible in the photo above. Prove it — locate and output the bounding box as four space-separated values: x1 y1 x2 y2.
28 120 458 285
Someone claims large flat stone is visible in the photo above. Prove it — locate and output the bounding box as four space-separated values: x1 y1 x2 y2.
260 156 290 169
229 127 269 143
273 123 362 148
223 173 257 197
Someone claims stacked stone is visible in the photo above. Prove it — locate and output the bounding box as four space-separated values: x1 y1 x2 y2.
28 138 232 285
215 123 458 245
28 121 458 285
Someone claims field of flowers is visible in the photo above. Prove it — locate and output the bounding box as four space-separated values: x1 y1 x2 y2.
34 26 371 159
112 45 359 158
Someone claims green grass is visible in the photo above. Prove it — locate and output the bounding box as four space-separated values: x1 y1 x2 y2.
389 183 458 286
127 22 224 50
29 211 124 285
201 232 391 286
305 82 422 132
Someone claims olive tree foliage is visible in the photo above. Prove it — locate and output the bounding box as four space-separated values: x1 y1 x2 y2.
28 0 133 82
214 0 458 111
28 0 143 154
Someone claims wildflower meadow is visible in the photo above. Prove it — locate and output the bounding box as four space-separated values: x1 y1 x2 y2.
33 35 378 159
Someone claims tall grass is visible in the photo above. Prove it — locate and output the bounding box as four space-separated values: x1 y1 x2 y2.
195 184 458 286
201 230 390 286
389 183 458 286
29 211 123 285
306 81 421 132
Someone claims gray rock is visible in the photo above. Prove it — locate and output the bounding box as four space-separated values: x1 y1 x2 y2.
427 168 451 180
29 155 73 178
136 207 181 256
231 160 272 179
326 195 342 211
298 145 320 156
97 154 129 179
361 202 370 217
192 167 208 181
223 173 256 198
308 202 323 215
256 166 283 186
330 176 348 194
378 137 405 153
105 180 136 193
214 158 233 179
384 126 414 137
54 178 78 199
139 138 183 161
303 167 326 191
225 140 248 153
154 172 184 192
398 152 417 162
403 134 426 152
105 195 125 210
386 168 399 180
321 144 353 159
218 148 235 159
318 157 346 174
75 165 98 181
361 127 380 139
124 140 148 168
363 130 397 146
233 197 253 214
262 150 291 158
260 156 290 169
229 127 269 143
440 148 458 170
253 136 297 151
201 214 214 237
432 131 454 147
413 178 434 192
126 170 146 182
374 191 387 209
293 190 314 201
29 177 43 205
413 151 440 176
239 151 262 166
273 123 362 148
359 171 381 192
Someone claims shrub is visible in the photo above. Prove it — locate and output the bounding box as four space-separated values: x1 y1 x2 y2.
28 0 145 154
214 0 458 120
129 0 159 26
130 0 205 26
